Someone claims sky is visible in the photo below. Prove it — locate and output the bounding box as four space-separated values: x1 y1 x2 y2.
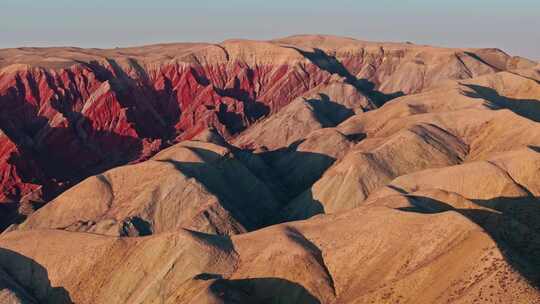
1 0 538 59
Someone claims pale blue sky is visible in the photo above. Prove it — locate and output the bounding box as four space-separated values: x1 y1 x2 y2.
1 0 538 59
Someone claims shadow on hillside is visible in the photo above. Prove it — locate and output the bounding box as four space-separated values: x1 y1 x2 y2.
397 194 540 288
186 228 236 252
0 248 73 303
0 203 24 231
463 84 540 123
156 146 279 231
205 276 321 304
0 75 144 202
284 226 336 293
215 102 245 135
305 93 355 126
120 216 153 237
0 72 147 231
80 58 181 140
214 76 270 134
0 55 201 209
257 140 337 200
156 145 336 231
284 46 404 106
230 148 291 203
275 190 325 224
232 143 331 224
463 52 502 71
189 66 211 86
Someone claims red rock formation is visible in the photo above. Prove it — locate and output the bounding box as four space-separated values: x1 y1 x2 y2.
0 36 530 206
0 36 539 304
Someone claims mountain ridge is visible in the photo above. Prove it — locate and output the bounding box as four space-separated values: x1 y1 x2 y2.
0 35 539 304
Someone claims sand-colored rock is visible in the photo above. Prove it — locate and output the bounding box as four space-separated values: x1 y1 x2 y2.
1 203 539 303
233 80 373 150
280 67 540 220
13 138 283 236
0 36 538 303
0 34 531 208
0 229 238 304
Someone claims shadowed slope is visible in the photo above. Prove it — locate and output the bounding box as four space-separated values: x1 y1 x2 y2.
279 67 540 221
464 84 540 122
397 194 540 288
208 277 321 304
285 46 404 106
2 203 539 303
12 139 285 235
0 37 538 304
0 248 72 304
0 35 526 209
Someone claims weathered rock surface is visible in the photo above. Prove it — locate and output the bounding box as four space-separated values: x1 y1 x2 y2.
1 202 539 303
0 35 531 207
281 68 540 221
14 136 284 236
0 35 539 303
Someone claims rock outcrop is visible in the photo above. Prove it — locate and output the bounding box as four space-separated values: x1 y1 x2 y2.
0 35 530 207
0 35 539 303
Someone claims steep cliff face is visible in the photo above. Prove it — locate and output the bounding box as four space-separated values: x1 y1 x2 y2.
0 35 530 208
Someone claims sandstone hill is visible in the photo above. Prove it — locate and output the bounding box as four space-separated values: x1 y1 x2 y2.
0 35 539 303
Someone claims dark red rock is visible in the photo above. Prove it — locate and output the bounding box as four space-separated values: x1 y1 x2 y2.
0 37 523 213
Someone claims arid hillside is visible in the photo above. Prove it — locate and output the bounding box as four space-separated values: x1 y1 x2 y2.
0 35 531 205
0 35 539 303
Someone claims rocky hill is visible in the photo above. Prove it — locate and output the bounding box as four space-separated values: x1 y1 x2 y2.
0 35 539 303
